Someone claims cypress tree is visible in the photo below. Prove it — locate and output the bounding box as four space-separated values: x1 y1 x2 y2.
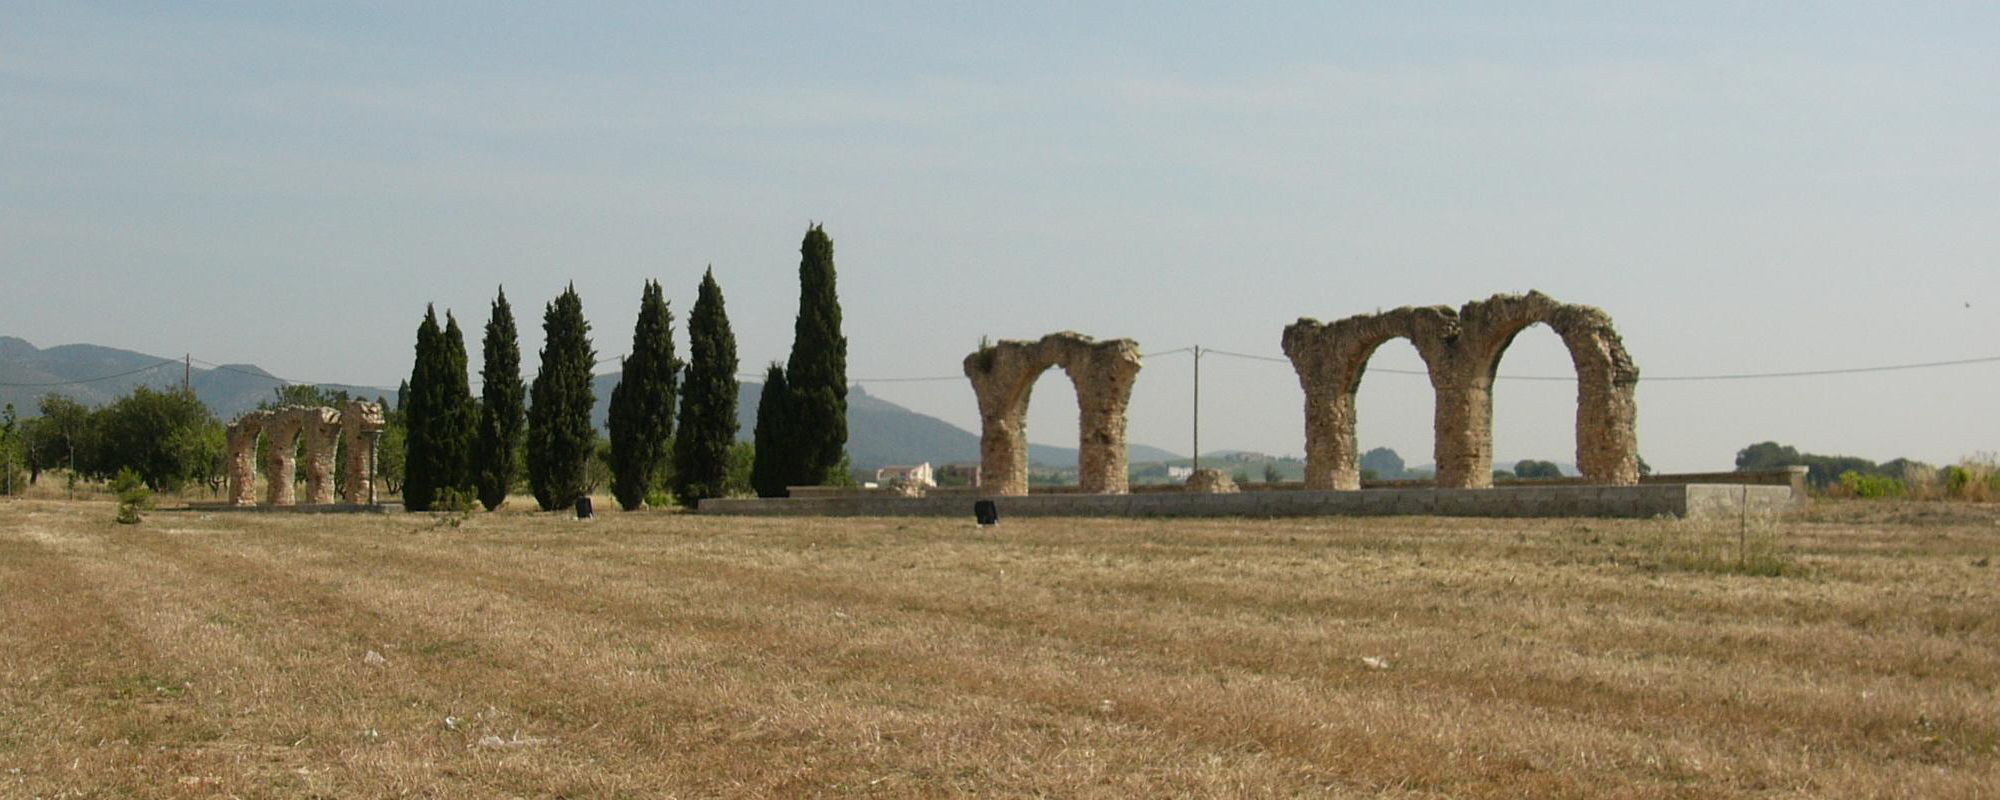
671 267 739 506
526 285 597 511
783 223 848 485
749 363 791 498
402 305 443 511
607 280 680 510
439 312 477 496
473 287 525 511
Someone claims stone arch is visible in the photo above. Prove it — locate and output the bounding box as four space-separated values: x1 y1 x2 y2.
1283 291 1639 490
964 332 1143 496
1446 292 1639 487
1281 306 1457 490
339 399 386 503
224 401 387 507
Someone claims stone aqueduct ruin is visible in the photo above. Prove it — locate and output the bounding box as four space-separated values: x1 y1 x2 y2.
963 332 1144 496
225 400 387 506
964 292 1638 496
1283 291 1640 490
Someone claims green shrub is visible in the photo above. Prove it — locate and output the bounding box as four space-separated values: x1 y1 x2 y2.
1945 457 2000 502
1838 470 1906 499
112 467 151 524
643 488 675 509
431 487 476 513
112 468 152 507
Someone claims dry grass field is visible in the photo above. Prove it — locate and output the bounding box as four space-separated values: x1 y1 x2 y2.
2 497 1996 798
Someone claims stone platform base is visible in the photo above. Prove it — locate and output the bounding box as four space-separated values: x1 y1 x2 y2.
177 503 398 514
699 484 1792 521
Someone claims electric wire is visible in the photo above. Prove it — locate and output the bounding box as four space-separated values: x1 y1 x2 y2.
0 359 183 387
1193 348 2000 382
7 349 1999 390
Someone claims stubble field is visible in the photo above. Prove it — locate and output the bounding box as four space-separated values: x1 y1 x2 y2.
1 497 1996 798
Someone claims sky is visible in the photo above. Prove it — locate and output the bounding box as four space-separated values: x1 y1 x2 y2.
4 2 1997 472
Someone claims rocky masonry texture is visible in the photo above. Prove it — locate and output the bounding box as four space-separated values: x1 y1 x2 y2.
1185 468 1240 494
339 399 386 503
300 406 342 504
964 332 1142 496
225 414 264 506
260 410 303 506
1284 291 1639 490
224 401 387 507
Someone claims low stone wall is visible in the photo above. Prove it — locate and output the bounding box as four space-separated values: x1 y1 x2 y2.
787 486 909 499
178 503 396 514
1041 467 1811 502
699 484 1793 521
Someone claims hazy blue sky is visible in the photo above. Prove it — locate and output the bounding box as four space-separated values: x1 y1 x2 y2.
6 2 1997 471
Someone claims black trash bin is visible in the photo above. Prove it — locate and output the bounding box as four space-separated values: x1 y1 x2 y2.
575 497 594 519
973 500 998 526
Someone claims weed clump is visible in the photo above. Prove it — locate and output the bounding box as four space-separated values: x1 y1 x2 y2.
1603 517 1800 577
112 468 151 525
432 487 476 514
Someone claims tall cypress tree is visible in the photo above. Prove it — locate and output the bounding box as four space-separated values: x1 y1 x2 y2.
749 363 791 498
671 267 739 506
402 305 443 511
526 284 597 511
784 223 848 485
473 287 525 511
439 312 476 496
607 280 680 510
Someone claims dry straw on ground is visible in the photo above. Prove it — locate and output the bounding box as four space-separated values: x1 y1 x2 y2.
1 498 1995 797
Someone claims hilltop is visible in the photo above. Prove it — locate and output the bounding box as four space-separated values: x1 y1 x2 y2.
0 336 1177 471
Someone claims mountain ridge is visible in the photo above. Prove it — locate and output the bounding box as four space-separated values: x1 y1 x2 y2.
0 336 1179 470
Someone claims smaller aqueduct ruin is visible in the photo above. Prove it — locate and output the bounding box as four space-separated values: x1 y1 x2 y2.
1282 291 1639 490
963 332 1143 496
226 400 387 506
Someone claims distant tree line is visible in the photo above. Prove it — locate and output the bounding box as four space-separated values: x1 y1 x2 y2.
1735 441 1882 487
1734 440 1997 499
397 223 844 512
0 388 223 494
0 227 835 509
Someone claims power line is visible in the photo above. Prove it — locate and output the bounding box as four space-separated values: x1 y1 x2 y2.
848 376 964 384
14 347 1998 394
1641 355 2000 381
0 359 183 388
1197 348 2000 382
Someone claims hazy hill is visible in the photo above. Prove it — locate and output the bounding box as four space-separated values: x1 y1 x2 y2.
587 373 1176 469
2 337 1178 471
0 337 394 418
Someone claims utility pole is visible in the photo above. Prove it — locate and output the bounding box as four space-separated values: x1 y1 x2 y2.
1191 345 1202 475
367 429 381 506
184 354 192 394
